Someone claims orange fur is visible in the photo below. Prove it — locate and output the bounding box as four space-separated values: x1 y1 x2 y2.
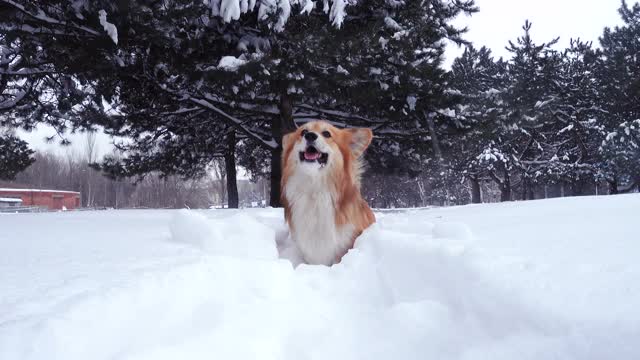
281 120 375 265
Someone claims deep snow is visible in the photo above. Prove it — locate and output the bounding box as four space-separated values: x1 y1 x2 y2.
0 194 638 359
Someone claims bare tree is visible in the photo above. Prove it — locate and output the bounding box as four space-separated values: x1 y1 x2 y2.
8 148 269 209
83 132 98 207
85 132 97 163
209 159 227 207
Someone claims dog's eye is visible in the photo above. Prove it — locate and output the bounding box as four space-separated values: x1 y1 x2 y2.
322 131 331 138
301 129 308 137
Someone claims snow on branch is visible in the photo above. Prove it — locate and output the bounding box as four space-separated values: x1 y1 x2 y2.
217 56 248 71
98 10 118 45
295 104 387 124
0 89 27 111
374 128 432 137
0 0 100 36
0 22 93 36
176 92 278 149
0 67 53 75
206 0 349 30
201 93 280 116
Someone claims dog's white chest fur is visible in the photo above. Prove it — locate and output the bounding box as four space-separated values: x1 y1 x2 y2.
285 169 354 265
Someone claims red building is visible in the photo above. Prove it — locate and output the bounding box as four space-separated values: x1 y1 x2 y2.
0 188 81 210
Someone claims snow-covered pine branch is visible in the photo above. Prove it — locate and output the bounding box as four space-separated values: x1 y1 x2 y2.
182 93 278 150
0 0 100 36
205 0 350 30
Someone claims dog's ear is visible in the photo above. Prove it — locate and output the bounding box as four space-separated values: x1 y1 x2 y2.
346 128 373 158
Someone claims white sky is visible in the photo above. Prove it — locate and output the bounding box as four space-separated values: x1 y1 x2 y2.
20 0 626 155
443 0 624 67
17 125 113 159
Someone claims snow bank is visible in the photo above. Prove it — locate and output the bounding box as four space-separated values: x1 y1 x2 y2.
169 209 278 260
0 194 639 359
432 221 473 240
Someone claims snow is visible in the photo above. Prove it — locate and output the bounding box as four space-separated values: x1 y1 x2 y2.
184 95 278 149
257 0 290 31
406 95 417 110
336 64 350 75
169 210 278 260
431 221 472 240
217 56 248 71
327 0 347 28
558 123 574 134
0 194 639 359
299 0 315 15
239 0 345 31
379 36 389 49
1 1 99 36
384 16 402 31
70 0 86 19
534 99 553 109
98 10 118 45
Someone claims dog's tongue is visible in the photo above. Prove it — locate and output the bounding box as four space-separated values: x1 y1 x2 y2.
304 151 321 161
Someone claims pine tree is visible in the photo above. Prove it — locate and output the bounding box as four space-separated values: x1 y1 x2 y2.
330 0 478 178
279 0 478 206
0 0 359 204
472 21 564 201
0 133 34 180
0 1 113 138
90 0 478 206
545 40 604 195
449 45 507 203
597 0 640 192
2 0 478 206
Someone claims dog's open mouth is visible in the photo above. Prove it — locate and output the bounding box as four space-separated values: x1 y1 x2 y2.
299 146 329 166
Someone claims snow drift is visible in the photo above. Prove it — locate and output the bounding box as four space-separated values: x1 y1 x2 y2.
0 194 638 359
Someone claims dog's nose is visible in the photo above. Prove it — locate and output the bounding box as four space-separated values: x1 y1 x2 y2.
304 131 318 142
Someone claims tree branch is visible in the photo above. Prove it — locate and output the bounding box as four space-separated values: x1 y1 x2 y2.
0 0 101 36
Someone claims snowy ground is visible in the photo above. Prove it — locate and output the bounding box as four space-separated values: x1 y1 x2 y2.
0 194 638 360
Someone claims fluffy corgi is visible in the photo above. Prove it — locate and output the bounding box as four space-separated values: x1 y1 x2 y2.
281 120 376 266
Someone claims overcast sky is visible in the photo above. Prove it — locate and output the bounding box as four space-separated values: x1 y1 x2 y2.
444 0 624 67
20 0 626 156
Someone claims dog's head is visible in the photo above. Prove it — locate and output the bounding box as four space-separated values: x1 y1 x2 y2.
282 121 373 179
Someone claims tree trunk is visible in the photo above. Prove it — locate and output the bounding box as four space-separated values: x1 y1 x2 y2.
269 149 281 207
572 180 585 196
424 112 443 162
225 131 239 209
425 112 448 206
269 88 297 207
500 186 511 202
500 169 511 202
469 177 482 204
608 179 618 195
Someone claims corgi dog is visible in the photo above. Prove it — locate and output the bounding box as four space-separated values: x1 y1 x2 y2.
281 120 376 266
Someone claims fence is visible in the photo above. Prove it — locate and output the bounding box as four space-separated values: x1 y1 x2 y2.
0 206 50 214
